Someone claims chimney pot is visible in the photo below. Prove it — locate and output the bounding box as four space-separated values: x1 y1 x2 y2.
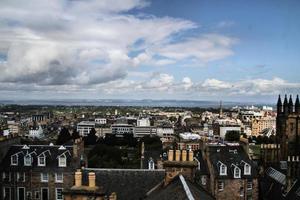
175 150 181 161
182 150 187 161
189 150 194 161
88 172 96 188
75 170 82 187
168 150 174 161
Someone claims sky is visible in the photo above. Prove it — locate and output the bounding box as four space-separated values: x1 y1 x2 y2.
0 0 299 103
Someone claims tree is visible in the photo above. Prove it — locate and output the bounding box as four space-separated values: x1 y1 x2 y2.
225 130 240 142
84 128 98 145
56 127 71 145
72 128 80 140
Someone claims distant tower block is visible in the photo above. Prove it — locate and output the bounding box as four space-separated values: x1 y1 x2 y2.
115 109 118 116
219 100 223 118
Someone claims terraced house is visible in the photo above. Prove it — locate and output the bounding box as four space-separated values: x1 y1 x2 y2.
0 139 84 200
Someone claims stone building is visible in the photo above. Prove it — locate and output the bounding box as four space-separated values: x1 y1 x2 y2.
0 139 84 200
276 94 300 160
204 144 259 200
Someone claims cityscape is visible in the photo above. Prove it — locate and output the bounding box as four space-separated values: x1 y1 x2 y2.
0 1 300 200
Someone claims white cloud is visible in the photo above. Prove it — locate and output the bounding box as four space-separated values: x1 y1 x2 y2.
0 0 238 90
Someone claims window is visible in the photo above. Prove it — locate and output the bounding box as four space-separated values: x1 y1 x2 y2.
26 192 32 200
38 155 46 166
58 155 66 167
220 164 227 175
148 160 155 170
24 155 31 166
55 173 63 183
201 176 207 186
11 155 18 166
244 164 251 175
3 187 11 200
234 167 241 178
35 191 40 200
2 172 10 182
17 172 25 182
55 188 63 200
41 173 48 182
217 180 224 191
41 188 49 200
247 180 253 190
17 187 25 200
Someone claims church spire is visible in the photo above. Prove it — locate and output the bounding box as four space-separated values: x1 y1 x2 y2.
277 95 282 114
288 95 294 113
295 95 300 114
283 94 289 115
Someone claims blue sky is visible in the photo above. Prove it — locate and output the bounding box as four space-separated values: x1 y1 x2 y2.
0 0 299 102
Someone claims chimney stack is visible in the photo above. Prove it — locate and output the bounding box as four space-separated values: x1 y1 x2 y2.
182 150 187 161
88 172 96 188
75 170 82 187
175 150 181 161
168 150 174 161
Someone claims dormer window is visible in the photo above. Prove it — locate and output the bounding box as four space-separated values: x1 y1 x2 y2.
148 159 155 170
58 155 66 167
234 166 241 178
24 155 31 166
11 154 18 165
220 163 227 175
38 155 46 166
244 163 251 175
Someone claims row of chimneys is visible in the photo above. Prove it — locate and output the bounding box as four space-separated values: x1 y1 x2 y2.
288 156 300 162
167 150 194 162
74 170 117 200
260 144 280 149
277 95 300 114
75 170 96 188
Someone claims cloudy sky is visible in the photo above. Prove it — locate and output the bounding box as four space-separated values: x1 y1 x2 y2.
0 0 299 102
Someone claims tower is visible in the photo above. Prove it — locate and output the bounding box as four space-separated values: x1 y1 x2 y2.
276 94 300 160
219 100 223 118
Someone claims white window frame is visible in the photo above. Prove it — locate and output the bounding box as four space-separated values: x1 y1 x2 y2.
11 154 18 166
34 191 40 200
2 172 10 182
244 163 251 175
41 188 49 200
40 173 48 182
234 166 241 178
38 155 46 166
3 187 11 200
220 164 227 175
247 180 253 190
17 187 25 200
217 180 224 191
55 173 63 183
55 188 63 200
17 172 25 182
201 176 207 186
24 155 31 166
58 155 66 167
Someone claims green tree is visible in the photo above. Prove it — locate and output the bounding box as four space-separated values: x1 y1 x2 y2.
56 127 71 145
225 130 240 142
84 128 98 145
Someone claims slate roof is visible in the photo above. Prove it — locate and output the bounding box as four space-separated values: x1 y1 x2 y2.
82 168 165 200
194 150 209 175
145 174 215 200
0 144 76 172
260 167 300 200
207 145 258 179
